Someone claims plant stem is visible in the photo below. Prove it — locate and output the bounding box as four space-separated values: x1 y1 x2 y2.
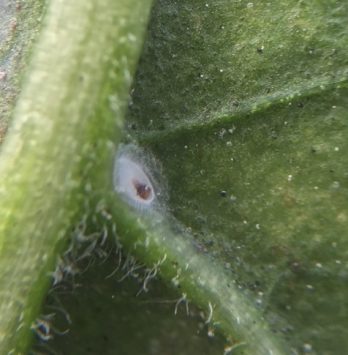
0 0 152 352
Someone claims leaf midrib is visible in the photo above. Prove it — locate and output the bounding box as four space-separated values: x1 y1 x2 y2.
137 74 348 143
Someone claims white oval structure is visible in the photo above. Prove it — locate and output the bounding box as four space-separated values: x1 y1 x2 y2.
114 154 155 209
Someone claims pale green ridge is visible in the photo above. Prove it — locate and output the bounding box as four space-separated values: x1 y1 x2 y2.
0 0 153 353
108 204 287 355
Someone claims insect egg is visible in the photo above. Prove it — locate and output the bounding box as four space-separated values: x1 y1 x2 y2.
114 154 155 209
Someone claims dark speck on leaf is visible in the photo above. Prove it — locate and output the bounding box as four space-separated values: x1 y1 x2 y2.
220 190 227 197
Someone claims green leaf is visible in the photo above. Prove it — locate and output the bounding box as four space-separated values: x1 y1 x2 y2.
115 0 348 353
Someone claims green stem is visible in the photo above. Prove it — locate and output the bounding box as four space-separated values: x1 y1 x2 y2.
0 0 152 352
109 204 287 355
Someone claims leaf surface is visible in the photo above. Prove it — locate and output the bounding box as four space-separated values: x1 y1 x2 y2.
120 0 348 353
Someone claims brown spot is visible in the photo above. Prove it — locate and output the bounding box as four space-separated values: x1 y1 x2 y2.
132 179 152 200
